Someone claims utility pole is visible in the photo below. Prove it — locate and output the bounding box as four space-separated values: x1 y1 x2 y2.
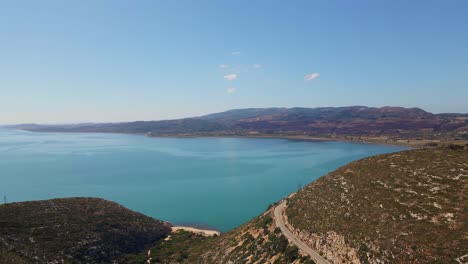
3 195 6 204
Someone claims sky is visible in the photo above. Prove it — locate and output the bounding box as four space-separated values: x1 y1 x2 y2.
1 0 467 124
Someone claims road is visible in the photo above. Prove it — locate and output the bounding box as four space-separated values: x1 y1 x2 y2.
274 200 330 264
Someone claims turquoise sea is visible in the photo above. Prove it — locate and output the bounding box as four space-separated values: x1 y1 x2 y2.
0 129 407 232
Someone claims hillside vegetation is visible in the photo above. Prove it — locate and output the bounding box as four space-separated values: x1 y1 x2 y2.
0 198 172 264
286 147 468 263
0 198 314 264
123 207 316 264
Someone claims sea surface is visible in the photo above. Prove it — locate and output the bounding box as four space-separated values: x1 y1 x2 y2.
0 128 407 231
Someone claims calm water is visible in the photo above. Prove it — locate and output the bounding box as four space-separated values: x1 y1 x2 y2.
0 129 406 231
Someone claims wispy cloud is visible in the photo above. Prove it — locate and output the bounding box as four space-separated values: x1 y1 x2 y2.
252 64 262 69
219 64 229 68
224 74 238 81
231 51 241 55
227 87 236 94
304 72 320 81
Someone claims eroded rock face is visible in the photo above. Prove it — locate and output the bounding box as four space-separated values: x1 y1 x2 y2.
287 227 391 264
283 208 362 264
302 231 358 264
0 198 172 264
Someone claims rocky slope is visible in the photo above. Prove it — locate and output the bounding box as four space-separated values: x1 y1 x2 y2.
0 198 172 264
286 147 468 263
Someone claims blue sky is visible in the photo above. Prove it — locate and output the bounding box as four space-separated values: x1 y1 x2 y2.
1 0 467 123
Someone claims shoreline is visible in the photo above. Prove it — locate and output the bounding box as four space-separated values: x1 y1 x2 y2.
14 129 411 147
171 226 220 237
13 128 468 148
147 134 417 148
146 134 468 148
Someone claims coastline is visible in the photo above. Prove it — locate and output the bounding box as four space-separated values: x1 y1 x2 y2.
13 128 409 147
171 226 220 237
146 134 418 148
16 127 468 147
146 133 468 148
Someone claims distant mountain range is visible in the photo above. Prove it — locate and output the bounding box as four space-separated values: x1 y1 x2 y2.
9 106 468 139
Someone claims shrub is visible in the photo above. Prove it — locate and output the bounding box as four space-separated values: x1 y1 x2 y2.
447 144 464 150
258 216 273 228
283 245 299 262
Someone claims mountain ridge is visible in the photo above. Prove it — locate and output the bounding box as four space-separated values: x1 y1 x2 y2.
9 107 468 143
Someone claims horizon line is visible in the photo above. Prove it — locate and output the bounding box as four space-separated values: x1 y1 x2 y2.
2 105 467 126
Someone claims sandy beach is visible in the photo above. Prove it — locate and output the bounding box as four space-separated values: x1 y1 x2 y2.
171 226 220 237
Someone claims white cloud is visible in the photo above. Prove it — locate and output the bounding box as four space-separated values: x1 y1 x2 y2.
304 72 320 81
231 51 241 55
252 64 262 69
227 87 236 94
219 64 229 68
224 74 238 81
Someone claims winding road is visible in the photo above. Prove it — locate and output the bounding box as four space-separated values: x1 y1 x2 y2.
274 200 330 264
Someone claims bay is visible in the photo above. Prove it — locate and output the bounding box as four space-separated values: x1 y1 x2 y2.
0 129 407 232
